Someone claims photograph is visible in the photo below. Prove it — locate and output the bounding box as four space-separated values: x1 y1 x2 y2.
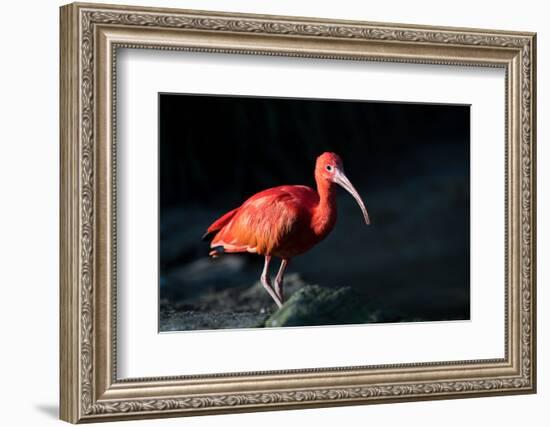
158 93 470 332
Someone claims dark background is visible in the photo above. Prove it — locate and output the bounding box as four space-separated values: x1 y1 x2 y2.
159 93 470 329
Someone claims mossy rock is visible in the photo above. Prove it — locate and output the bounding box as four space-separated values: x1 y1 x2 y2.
264 285 392 328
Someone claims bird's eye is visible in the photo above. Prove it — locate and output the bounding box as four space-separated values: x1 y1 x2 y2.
326 165 333 172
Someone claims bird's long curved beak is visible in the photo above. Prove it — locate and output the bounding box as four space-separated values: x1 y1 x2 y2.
333 169 370 225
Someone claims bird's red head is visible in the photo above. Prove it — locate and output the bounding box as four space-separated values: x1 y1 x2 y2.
315 152 371 225
315 152 343 180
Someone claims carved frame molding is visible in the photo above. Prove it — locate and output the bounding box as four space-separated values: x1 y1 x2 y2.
60 2 536 423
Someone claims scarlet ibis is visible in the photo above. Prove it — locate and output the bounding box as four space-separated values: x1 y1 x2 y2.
202 152 370 308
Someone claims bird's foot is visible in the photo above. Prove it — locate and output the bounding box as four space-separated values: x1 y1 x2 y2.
261 276 283 308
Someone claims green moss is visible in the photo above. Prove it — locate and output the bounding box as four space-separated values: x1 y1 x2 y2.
264 285 395 328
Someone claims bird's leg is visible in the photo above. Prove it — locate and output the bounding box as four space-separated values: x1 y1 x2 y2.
260 255 283 308
274 258 289 304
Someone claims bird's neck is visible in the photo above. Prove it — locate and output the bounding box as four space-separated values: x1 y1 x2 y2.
312 178 337 236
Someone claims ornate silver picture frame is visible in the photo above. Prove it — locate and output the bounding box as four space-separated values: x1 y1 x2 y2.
60 2 536 423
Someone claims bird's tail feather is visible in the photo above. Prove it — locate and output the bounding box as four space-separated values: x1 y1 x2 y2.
209 243 253 258
202 207 239 241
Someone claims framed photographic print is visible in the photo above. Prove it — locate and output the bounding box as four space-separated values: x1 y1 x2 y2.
59 2 537 423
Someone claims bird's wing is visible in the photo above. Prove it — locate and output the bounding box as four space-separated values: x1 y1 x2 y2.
210 187 307 255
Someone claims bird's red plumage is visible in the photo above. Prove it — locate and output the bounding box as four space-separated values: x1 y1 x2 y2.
204 152 367 260
208 184 336 258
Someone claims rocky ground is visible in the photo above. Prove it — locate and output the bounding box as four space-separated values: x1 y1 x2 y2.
160 273 409 332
